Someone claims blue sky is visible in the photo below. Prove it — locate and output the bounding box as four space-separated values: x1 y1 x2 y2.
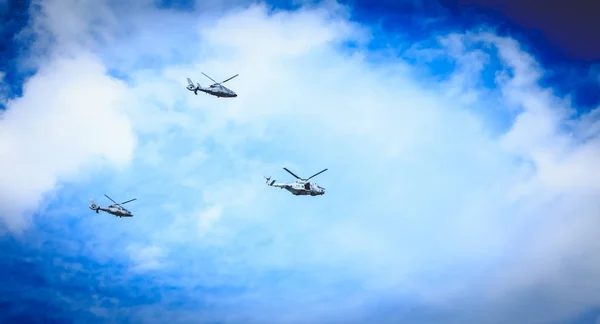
2 0 600 323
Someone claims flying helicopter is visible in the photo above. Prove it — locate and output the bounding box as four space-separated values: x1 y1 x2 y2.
186 72 238 98
264 168 327 196
89 194 137 218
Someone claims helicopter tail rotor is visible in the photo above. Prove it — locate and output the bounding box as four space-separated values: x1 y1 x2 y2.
90 199 99 213
264 176 275 186
186 78 196 91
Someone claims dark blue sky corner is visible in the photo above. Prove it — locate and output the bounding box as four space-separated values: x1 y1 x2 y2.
435 0 600 111
0 0 38 105
335 0 600 111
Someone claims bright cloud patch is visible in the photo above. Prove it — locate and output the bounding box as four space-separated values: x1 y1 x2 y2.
0 52 135 233
2 0 600 323
127 244 166 271
197 204 223 235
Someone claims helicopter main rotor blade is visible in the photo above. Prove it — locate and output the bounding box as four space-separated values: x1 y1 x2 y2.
201 72 218 84
220 74 239 84
104 194 117 204
306 168 328 180
120 198 137 205
283 167 301 180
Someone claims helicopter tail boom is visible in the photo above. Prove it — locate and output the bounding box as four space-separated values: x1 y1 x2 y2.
265 178 288 189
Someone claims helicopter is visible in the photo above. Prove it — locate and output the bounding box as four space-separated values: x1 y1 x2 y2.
186 72 238 98
89 194 137 218
264 168 327 196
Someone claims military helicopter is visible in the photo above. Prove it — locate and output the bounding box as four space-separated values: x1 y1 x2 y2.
89 194 137 218
264 168 327 196
186 72 238 98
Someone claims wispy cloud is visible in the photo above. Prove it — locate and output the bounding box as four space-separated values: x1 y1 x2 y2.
1 0 600 323
127 244 166 271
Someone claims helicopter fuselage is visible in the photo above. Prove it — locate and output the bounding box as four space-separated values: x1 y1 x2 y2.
289 183 325 196
265 168 327 197
186 77 238 98
90 203 133 217
90 196 135 218
198 85 237 98
268 180 325 196
106 205 133 217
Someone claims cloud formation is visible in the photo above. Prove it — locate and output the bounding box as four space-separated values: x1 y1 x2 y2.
2 0 600 323
0 52 135 233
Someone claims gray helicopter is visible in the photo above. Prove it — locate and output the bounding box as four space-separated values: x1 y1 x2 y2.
89 194 136 218
265 168 327 196
186 72 238 98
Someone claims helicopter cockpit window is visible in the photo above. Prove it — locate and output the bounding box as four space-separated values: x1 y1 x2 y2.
304 183 310 190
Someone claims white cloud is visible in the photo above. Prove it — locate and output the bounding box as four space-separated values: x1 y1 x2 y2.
7 0 600 322
0 52 136 233
197 204 223 235
127 244 166 271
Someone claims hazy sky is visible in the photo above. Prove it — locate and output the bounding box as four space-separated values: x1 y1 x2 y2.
1 0 600 323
